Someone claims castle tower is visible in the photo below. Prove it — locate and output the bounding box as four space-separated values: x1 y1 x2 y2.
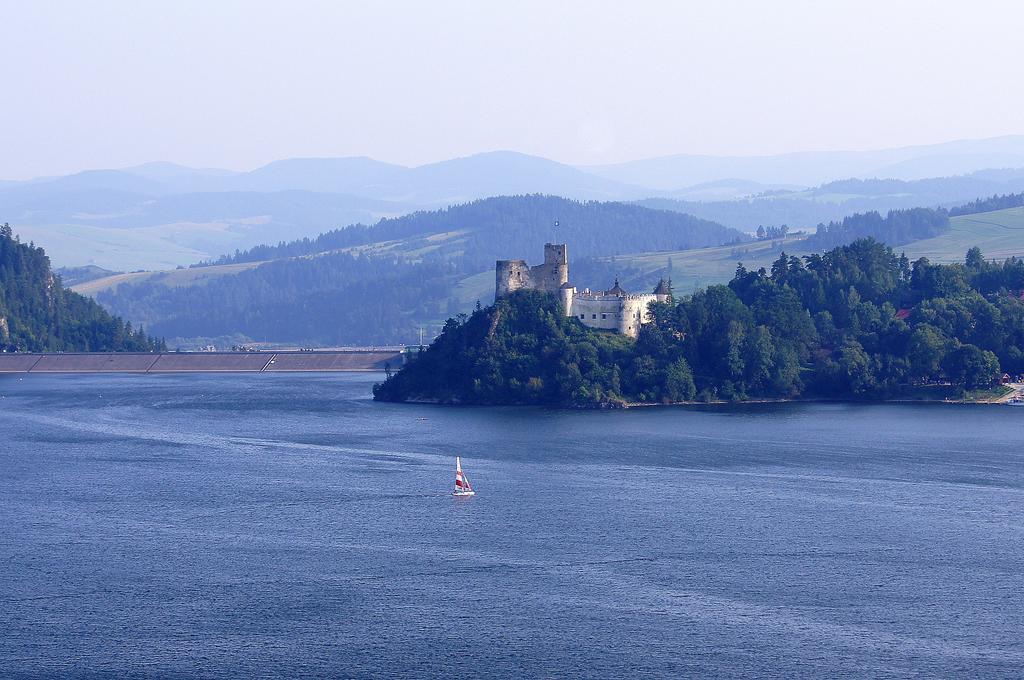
495 243 571 300
542 243 569 290
495 259 530 299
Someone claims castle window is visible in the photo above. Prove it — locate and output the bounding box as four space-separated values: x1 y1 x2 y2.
579 314 584 319
601 313 607 319
592 314 597 319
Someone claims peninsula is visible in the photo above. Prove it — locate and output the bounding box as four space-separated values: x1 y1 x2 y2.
373 239 1024 406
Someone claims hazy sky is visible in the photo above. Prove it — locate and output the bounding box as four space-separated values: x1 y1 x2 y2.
2 0 1024 179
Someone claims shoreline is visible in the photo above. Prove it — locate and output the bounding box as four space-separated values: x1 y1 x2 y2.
380 384 1024 409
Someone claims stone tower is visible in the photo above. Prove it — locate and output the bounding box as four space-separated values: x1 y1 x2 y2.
542 243 569 290
495 243 570 300
495 259 531 298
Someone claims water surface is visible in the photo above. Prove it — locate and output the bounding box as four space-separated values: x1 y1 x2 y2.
1 373 1023 677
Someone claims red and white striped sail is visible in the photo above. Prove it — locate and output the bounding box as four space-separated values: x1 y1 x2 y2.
454 456 474 495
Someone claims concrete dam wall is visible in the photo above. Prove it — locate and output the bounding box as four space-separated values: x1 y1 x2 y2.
0 351 404 373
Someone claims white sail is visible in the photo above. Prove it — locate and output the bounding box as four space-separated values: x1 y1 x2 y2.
453 456 475 496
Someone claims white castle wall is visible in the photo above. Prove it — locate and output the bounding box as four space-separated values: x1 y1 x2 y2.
570 292 657 338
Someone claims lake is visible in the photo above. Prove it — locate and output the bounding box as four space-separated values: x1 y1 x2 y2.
1 372 1023 677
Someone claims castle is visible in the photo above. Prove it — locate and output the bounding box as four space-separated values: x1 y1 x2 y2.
495 243 671 338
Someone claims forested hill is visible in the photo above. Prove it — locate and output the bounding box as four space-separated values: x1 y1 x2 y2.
801 207 950 251
202 195 745 268
950 191 1024 217
93 196 745 346
799 193 1024 252
0 224 162 352
374 239 1024 406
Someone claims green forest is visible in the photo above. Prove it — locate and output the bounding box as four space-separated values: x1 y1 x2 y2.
949 191 1024 216
200 195 744 268
0 224 163 352
101 252 458 346
374 239 1024 406
802 207 950 251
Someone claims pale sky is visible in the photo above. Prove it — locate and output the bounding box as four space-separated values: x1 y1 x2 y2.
2 0 1023 179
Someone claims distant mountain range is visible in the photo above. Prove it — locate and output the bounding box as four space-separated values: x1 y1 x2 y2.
640 168 1024 230
4 135 1024 270
585 135 1024 189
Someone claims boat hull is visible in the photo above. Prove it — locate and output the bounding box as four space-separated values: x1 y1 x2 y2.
452 491 476 497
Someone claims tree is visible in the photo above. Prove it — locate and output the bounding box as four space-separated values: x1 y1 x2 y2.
965 246 985 271
836 339 877 395
907 324 948 381
942 344 1000 390
663 358 696 402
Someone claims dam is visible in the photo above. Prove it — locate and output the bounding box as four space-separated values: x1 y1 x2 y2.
0 350 404 373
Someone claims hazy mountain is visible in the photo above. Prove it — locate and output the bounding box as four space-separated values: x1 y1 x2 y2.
7 136 1024 270
663 178 803 201
0 152 647 268
586 135 1024 189
3 152 643 202
201 151 646 202
219 157 407 194
0 186 410 271
91 195 744 346
123 161 235 180
15 169 166 195
201 194 744 267
640 167 1024 231
392 151 645 204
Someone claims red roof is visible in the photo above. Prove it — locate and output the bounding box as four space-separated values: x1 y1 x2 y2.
895 308 911 320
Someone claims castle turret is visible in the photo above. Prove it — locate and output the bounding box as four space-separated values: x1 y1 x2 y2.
653 278 672 303
558 281 576 316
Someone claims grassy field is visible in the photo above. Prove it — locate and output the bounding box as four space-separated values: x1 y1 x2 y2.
589 206 1024 296
597 235 810 294
16 223 213 273
72 260 264 296
905 207 1024 263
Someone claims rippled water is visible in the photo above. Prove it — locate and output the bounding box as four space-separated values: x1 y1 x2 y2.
1 372 1023 677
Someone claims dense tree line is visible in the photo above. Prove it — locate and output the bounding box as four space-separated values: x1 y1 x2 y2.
756 225 789 239
375 239 1024 406
802 208 949 251
199 195 745 269
949 191 1024 216
0 224 162 352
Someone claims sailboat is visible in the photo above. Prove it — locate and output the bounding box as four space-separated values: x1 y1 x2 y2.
453 456 476 497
